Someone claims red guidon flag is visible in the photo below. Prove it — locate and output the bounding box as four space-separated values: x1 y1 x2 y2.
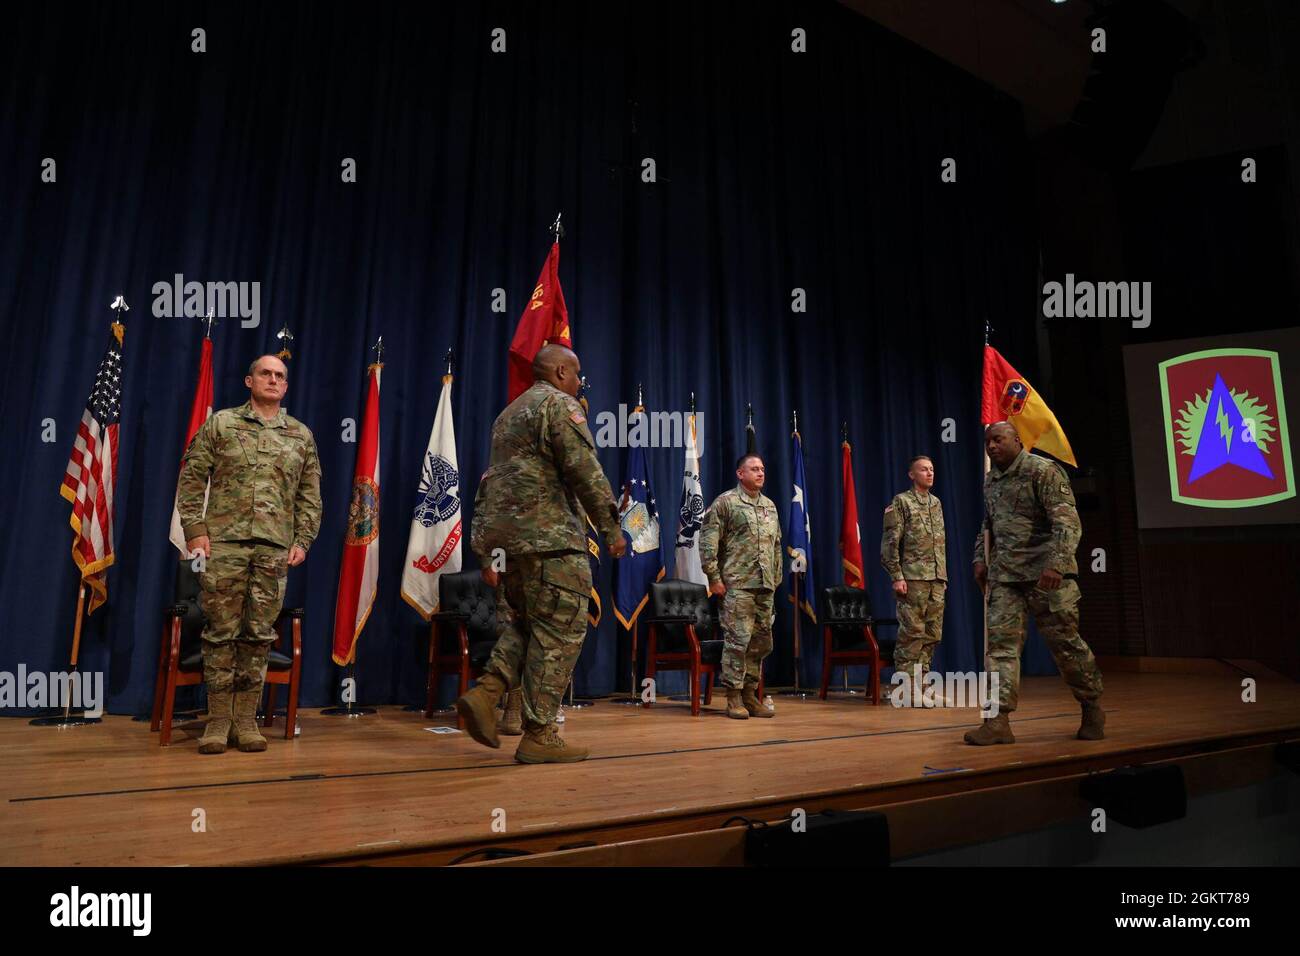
507 241 571 403
982 345 1077 466
169 336 214 555
400 372 462 618
839 440 864 588
332 362 382 665
61 321 125 615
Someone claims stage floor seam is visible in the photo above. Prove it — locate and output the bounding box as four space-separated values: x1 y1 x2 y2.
9 709 1089 804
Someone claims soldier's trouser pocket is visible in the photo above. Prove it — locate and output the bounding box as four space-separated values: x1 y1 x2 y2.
535 552 591 631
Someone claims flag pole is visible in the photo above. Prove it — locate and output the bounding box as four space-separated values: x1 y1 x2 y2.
781 410 814 699
839 420 858 695
30 585 101 727
982 321 992 679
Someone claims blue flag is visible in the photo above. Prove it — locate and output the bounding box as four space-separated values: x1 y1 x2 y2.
614 408 665 630
788 428 816 622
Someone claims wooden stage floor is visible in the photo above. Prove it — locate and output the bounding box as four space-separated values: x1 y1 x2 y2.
4 661 1299 866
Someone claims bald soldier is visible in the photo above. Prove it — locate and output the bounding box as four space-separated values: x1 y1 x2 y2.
178 354 322 754
699 454 783 719
967 422 1105 745
456 345 627 763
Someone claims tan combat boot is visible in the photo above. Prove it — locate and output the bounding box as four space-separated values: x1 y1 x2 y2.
232 689 267 752
497 687 523 736
1077 699 1106 740
454 672 508 749
963 713 1015 745
198 689 232 754
725 688 749 720
514 722 590 764
742 687 773 718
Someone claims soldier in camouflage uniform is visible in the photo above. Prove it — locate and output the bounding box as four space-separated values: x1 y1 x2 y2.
699 454 783 719
177 354 322 754
880 455 947 696
967 422 1105 745
456 344 626 764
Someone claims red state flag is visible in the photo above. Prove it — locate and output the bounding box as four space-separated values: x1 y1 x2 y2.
507 241 571 403
839 440 864 588
169 336 214 555
333 363 382 666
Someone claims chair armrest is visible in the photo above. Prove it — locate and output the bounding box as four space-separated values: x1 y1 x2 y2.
163 603 188 616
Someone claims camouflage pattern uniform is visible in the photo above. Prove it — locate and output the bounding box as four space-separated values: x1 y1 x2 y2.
699 485 783 690
880 489 947 677
177 401 322 702
975 449 1103 713
470 381 620 729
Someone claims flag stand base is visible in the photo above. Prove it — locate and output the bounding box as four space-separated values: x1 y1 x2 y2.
30 713 102 727
321 705 377 718
607 695 641 706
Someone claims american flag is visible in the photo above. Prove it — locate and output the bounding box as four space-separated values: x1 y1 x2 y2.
60 321 125 615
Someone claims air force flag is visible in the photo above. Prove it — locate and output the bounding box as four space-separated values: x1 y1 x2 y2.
401 373 463 618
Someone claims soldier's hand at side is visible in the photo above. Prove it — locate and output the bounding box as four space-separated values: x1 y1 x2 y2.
973 562 988 594
287 545 307 567
1037 568 1063 591
709 581 726 597
892 580 908 598
608 535 628 559
186 535 211 559
481 568 500 588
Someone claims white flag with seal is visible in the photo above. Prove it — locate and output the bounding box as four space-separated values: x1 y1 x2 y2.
401 373 462 618
675 412 707 584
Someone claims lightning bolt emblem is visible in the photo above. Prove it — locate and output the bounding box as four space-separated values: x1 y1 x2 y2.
1215 396 1233 454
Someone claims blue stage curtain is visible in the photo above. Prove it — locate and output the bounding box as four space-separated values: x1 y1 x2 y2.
0 0 1052 716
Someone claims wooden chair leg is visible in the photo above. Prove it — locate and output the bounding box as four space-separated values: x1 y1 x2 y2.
263 683 277 728
689 652 701 717
703 670 714 705
150 619 171 732
820 627 832 700
160 646 180 748
286 657 301 741
644 630 657 708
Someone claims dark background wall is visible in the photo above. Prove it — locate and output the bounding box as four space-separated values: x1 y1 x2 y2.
1 0 1043 715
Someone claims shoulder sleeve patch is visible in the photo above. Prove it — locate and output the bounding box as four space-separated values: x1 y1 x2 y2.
570 411 586 425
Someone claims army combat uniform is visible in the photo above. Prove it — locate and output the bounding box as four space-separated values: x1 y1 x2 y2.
699 485 783 702
880 489 947 679
468 381 621 756
177 400 322 753
975 449 1103 718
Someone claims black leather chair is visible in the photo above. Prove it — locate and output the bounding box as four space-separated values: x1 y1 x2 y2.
151 561 303 745
643 579 726 715
426 570 499 722
818 585 897 705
